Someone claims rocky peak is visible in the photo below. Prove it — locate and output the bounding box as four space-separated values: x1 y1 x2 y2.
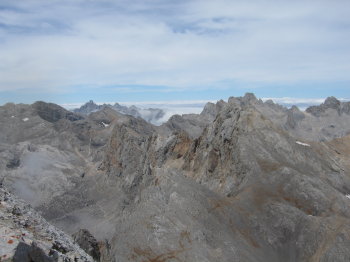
32 101 84 123
324 96 341 108
290 105 301 112
73 100 101 115
306 96 342 116
227 93 258 108
264 99 275 106
242 92 257 103
286 105 305 129
200 102 219 121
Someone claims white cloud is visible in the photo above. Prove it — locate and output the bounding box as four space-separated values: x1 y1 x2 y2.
262 97 326 105
0 0 350 93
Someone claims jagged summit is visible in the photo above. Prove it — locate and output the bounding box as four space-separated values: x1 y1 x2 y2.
75 100 102 115
324 96 341 107
241 92 257 103
306 96 350 116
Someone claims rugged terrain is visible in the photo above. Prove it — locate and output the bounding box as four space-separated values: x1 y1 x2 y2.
1 94 350 261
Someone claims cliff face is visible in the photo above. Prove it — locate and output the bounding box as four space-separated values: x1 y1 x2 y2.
1 94 350 261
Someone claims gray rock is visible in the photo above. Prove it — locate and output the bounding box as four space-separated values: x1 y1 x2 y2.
73 229 101 261
286 106 305 129
73 100 102 115
6 154 20 169
33 101 84 123
13 242 54 262
12 205 22 216
51 240 72 254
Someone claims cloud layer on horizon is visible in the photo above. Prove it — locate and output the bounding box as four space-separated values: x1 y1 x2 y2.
0 0 350 99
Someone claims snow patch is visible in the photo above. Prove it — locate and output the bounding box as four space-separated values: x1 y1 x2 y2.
296 141 310 147
102 122 109 127
11 115 15 118
22 118 29 122
345 194 350 199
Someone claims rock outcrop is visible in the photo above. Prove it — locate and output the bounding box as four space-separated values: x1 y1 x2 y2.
72 229 101 261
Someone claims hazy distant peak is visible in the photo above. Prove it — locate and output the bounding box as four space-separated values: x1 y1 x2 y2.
306 96 348 116
242 92 257 102
290 105 301 112
73 100 165 125
324 96 341 108
264 99 275 105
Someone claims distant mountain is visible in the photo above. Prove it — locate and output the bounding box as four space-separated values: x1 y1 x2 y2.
73 100 165 125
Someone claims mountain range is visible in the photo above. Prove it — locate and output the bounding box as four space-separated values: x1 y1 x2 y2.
72 100 165 125
1 93 350 261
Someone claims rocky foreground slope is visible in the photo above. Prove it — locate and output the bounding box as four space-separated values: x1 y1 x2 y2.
1 94 350 261
0 186 94 261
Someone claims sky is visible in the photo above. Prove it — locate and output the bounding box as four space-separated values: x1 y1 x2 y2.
0 0 350 107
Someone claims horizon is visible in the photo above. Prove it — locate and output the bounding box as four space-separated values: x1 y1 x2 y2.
2 95 350 114
1 1 349 104
59 95 349 109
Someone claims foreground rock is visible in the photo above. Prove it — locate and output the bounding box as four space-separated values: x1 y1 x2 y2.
0 186 94 261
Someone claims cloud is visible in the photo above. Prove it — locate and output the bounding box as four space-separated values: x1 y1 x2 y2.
262 97 326 106
0 0 350 98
